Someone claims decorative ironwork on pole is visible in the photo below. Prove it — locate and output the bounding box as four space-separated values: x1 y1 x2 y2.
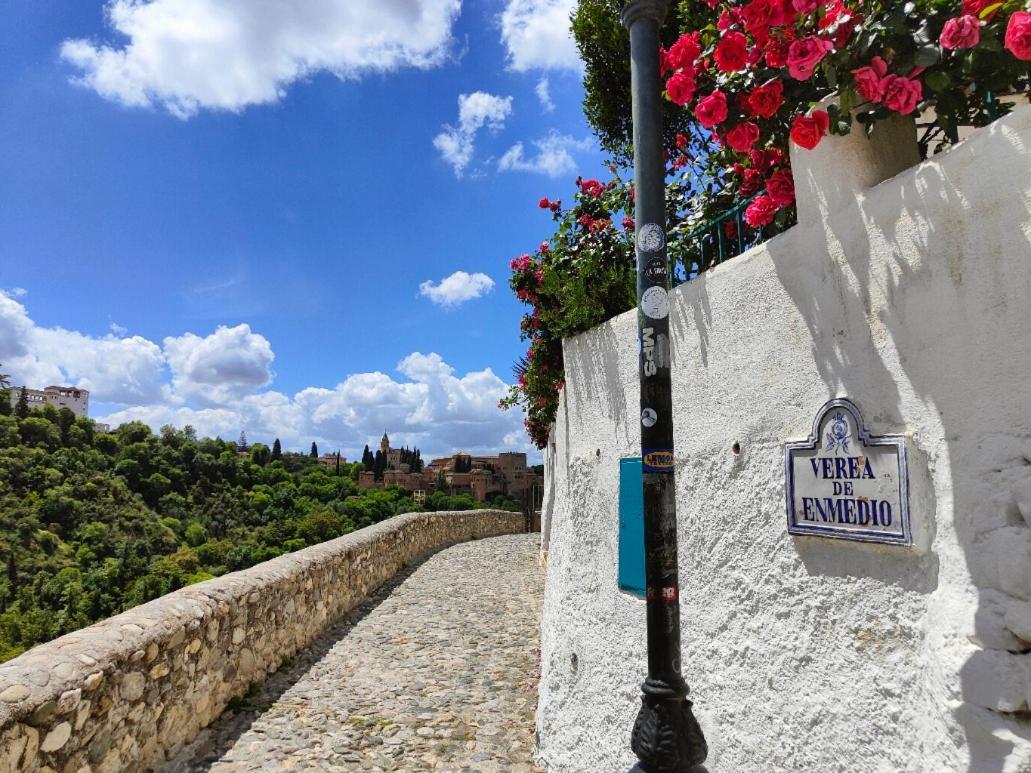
622 1 709 771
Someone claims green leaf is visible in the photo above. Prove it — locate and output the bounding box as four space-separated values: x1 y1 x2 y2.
925 71 951 93
979 3 1002 19
914 45 941 67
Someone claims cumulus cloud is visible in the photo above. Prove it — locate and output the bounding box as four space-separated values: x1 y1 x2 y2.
419 271 495 308
0 291 534 459
500 0 580 72
433 91 513 176
163 324 275 404
61 0 462 118
0 291 166 404
536 77 555 112
498 132 592 177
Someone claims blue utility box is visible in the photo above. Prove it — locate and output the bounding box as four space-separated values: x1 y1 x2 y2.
618 457 646 598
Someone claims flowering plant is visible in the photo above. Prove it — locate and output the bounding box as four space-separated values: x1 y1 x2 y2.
662 0 1031 227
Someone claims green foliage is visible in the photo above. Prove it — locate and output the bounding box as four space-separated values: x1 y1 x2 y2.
0 409 486 661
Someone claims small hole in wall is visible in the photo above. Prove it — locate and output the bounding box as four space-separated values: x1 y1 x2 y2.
596 449 601 458
570 652 579 675
732 442 741 455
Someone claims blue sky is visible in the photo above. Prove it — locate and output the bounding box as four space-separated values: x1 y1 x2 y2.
0 0 608 459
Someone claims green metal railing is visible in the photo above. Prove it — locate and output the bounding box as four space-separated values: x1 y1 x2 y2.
669 196 769 288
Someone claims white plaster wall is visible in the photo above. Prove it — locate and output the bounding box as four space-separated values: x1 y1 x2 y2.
537 105 1031 772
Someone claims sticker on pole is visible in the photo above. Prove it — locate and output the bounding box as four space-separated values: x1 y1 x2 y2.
637 223 665 253
642 448 674 473
640 286 669 319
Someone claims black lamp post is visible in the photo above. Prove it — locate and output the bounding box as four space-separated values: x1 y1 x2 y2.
622 1 708 771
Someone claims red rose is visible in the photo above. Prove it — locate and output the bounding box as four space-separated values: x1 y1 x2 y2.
766 167 795 207
742 0 772 34
765 37 790 67
715 31 749 72
538 197 551 209
666 33 701 71
666 69 697 106
1005 12 1031 61
787 36 833 79
739 168 764 197
769 0 797 26
695 90 729 128
725 122 761 153
748 79 784 117
963 0 999 21
851 56 889 104
549 201 560 212
622 215 635 230
790 110 830 150
940 15 980 49
676 133 688 149
744 195 778 227
792 0 819 13
580 179 605 197
748 148 782 173
882 75 922 115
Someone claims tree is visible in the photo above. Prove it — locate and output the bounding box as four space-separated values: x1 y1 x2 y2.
238 431 248 451
271 438 282 461
14 388 28 419
0 364 9 388
0 389 10 417
310 442 318 458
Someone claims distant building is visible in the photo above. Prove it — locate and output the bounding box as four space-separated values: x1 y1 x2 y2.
317 453 346 470
8 385 89 417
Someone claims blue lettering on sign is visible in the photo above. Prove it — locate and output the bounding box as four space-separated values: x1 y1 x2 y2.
784 398 911 547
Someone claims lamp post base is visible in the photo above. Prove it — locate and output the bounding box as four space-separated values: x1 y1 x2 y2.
629 679 708 773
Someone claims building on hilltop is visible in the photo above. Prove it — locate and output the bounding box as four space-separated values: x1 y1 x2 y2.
357 433 542 508
7 385 90 417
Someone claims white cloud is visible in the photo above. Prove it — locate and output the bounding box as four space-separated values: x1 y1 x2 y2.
433 91 513 176
61 0 462 118
109 322 128 336
0 291 535 459
0 291 166 404
163 324 274 404
500 0 580 72
536 77 555 112
498 131 592 177
419 271 495 308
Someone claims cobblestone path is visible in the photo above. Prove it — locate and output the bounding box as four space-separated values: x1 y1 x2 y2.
167 533 543 772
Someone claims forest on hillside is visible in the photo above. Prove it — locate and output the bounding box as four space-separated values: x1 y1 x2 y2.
0 388 521 661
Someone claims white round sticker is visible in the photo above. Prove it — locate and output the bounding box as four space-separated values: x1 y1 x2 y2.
637 223 665 253
641 408 657 428
641 286 669 320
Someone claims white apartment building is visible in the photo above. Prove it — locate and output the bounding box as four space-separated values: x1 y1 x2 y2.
8 385 90 417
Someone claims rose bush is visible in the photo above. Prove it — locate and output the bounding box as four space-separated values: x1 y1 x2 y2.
506 0 1030 447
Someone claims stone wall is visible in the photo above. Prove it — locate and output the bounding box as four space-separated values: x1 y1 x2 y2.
0 510 524 771
537 105 1031 771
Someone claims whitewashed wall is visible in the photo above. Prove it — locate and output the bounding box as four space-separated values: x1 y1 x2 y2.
537 105 1031 772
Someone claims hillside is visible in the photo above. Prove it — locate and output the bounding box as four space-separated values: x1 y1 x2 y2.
0 390 520 660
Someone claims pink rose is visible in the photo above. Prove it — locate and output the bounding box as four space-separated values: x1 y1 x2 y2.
766 167 795 207
792 0 820 14
724 122 761 153
940 15 980 49
666 69 697 106
1005 12 1031 61
790 110 830 150
881 75 922 115
851 56 889 104
715 31 749 72
695 91 729 128
787 36 833 79
744 195 778 227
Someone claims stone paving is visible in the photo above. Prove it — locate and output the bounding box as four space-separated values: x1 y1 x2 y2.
166 533 543 772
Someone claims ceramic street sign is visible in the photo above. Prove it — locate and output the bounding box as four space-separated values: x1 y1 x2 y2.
784 398 911 546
